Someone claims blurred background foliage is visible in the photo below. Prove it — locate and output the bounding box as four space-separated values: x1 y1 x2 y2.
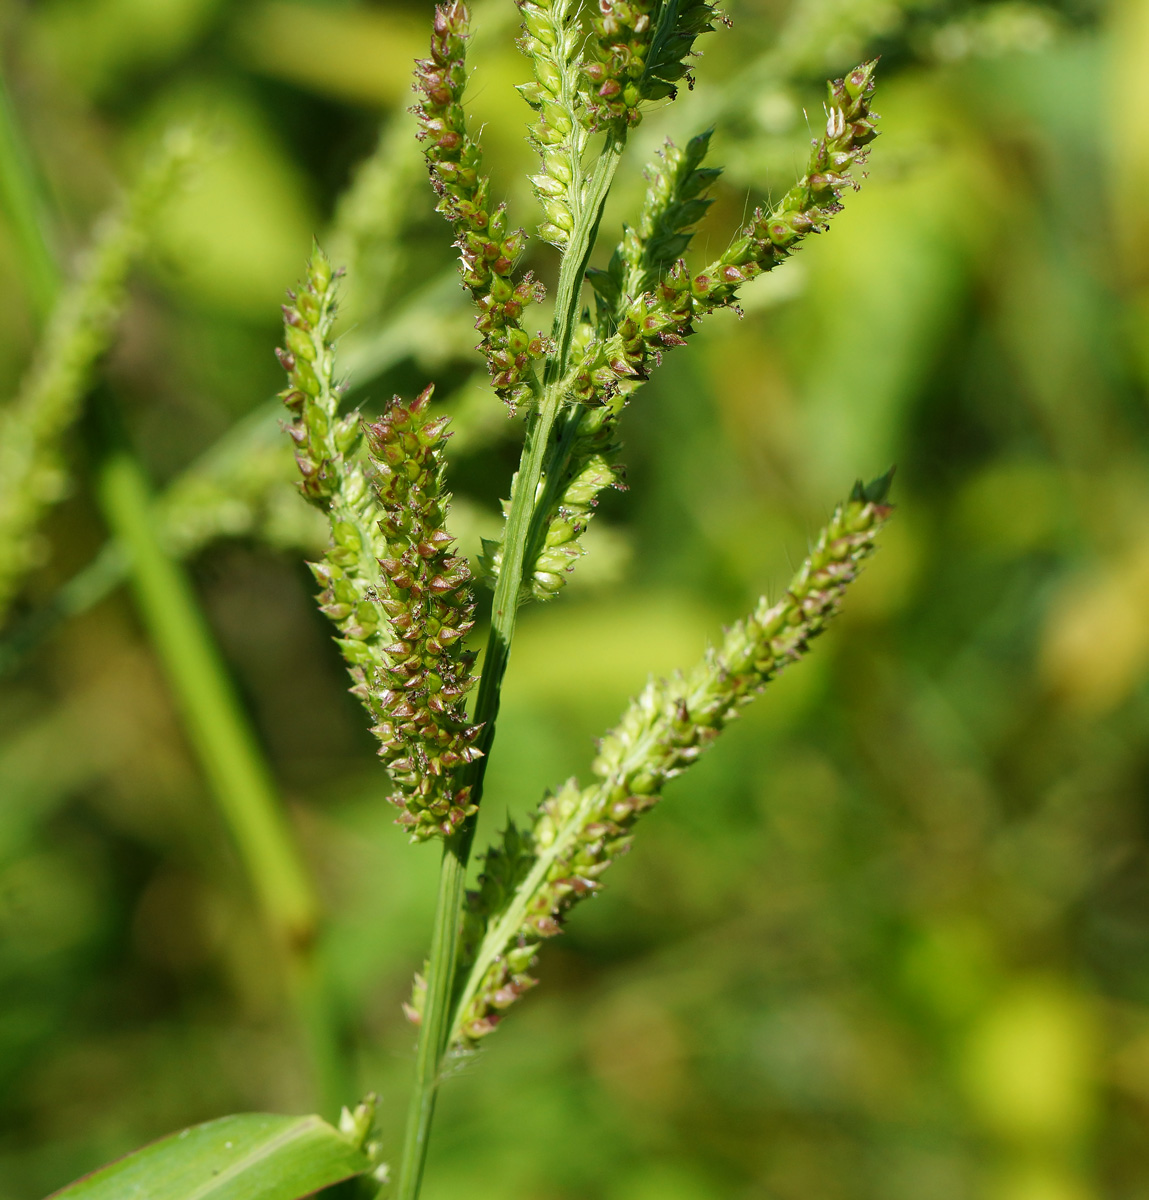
2 0 1149 1196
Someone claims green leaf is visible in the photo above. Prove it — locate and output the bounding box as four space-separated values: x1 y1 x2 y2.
48 1113 374 1200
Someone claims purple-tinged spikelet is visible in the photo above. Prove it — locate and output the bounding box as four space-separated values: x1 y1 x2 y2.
580 0 717 129
362 387 483 839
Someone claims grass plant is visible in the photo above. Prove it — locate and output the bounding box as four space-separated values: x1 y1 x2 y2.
4 0 900 1195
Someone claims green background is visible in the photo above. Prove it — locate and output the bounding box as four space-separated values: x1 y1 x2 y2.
3 0 1149 1196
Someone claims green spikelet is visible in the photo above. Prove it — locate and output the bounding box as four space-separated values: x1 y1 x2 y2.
517 0 589 248
451 481 892 1044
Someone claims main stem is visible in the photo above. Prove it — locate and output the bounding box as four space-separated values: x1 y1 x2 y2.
394 129 626 1200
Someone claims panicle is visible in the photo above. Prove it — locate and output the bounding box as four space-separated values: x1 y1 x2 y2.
579 0 718 130
412 0 545 411
692 60 879 311
452 479 893 1044
517 0 588 249
484 131 720 603
279 254 481 841
478 65 877 618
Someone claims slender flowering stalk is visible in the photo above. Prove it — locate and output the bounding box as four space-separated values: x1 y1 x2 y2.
449 474 893 1044
0 129 196 617
278 251 481 840
413 0 545 411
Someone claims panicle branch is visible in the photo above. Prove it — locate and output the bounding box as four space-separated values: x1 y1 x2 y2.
573 61 879 408
482 64 876 606
449 477 893 1044
278 251 481 841
362 392 483 839
413 0 545 412
589 128 722 332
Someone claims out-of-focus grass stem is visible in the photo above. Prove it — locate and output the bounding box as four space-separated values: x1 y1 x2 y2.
0 73 57 319
0 88 346 1117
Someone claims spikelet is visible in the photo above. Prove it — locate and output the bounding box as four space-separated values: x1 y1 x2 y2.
451 476 893 1044
412 1 545 411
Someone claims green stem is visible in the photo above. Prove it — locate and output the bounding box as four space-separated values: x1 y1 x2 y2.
0 72 57 320
0 69 348 1118
394 128 627 1200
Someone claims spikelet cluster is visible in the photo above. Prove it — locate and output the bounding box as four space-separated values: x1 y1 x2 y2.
518 0 589 248
361 388 483 840
279 253 481 841
451 478 893 1043
480 65 876 608
580 0 717 129
574 61 879 407
413 0 544 411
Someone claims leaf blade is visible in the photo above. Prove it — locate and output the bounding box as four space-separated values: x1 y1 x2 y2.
48 1113 372 1200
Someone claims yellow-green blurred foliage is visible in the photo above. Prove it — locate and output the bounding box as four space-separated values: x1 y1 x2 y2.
2 0 1149 1196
